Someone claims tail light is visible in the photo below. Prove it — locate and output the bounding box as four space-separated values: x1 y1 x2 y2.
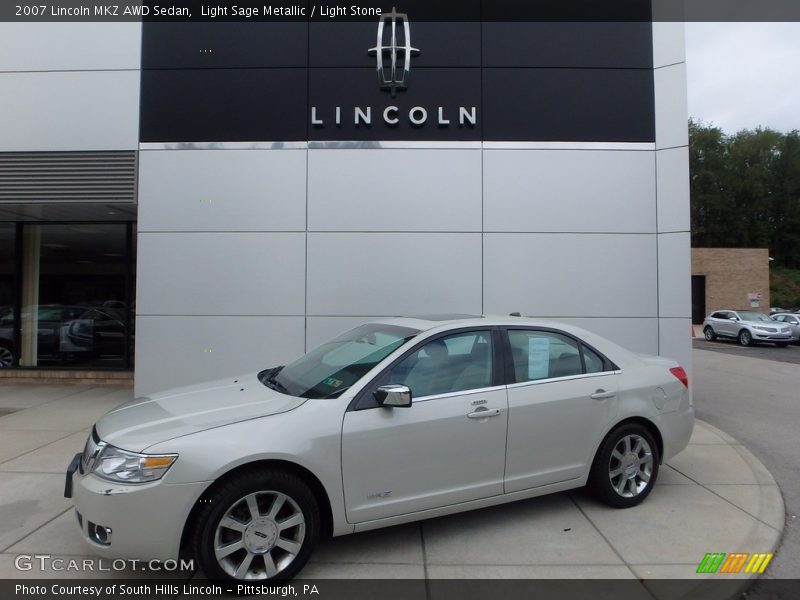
669 366 689 388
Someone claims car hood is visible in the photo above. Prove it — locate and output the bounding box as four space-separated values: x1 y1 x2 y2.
95 373 306 452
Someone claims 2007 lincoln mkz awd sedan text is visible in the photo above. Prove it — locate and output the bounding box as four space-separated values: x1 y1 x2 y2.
65 315 694 581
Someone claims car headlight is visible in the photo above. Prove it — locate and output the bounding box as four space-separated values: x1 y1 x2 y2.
752 326 767 331
91 444 177 483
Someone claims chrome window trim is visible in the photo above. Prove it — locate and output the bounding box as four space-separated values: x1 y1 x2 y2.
139 142 308 151
139 141 654 151
506 370 618 391
412 384 507 403
482 141 655 151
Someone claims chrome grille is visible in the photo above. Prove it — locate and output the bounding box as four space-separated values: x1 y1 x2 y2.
80 428 102 474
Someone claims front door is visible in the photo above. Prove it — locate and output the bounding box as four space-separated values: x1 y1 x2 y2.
341 329 508 523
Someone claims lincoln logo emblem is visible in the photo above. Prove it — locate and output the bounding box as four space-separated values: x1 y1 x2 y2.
368 7 420 97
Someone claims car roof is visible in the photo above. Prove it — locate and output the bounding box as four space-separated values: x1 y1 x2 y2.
370 314 582 331
373 315 644 367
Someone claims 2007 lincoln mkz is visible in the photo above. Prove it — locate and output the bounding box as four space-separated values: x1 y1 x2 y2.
65 315 693 581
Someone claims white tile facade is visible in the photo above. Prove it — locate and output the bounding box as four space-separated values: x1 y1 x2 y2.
0 21 691 395
0 23 141 152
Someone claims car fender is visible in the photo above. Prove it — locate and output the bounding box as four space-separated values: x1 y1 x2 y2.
146 399 353 536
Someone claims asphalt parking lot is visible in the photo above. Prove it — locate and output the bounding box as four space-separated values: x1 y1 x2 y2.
692 343 800 593
692 338 800 365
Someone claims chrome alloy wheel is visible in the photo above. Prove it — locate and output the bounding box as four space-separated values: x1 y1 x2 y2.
608 434 653 498
739 330 752 346
214 491 306 580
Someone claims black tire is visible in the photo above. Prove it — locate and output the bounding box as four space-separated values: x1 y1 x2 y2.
738 330 753 346
587 423 660 508
703 326 717 341
191 469 320 582
775 342 788 348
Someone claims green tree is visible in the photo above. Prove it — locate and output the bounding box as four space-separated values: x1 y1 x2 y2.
689 120 729 247
689 120 800 268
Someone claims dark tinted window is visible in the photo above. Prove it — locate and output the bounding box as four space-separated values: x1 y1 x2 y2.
383 331 493 398
508 330 583 383
582 345 606 374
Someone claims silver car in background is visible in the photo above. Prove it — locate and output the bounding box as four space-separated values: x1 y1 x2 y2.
771 313 800 344
702 309 793 347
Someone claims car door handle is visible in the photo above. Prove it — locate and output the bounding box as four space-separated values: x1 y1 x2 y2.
590 389 616 400
467 408 501 419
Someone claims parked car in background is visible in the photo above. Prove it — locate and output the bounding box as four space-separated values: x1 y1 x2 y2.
59 306 128 358
0 306 12 367
771 313 800 344
0 304 86 367
66 315 693 582
703 310 793 347
769 307 787 315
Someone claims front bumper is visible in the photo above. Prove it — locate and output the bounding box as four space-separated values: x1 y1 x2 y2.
752 331 792 341
67 463 209 561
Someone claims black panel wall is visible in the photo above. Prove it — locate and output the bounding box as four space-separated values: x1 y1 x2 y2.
140 20 655 143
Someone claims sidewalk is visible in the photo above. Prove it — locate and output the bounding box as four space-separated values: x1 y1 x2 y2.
0 384 785 591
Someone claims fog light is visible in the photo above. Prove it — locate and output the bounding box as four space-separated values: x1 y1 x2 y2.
88 521 112 546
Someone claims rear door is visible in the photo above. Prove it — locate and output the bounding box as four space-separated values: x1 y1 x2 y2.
503 328 619 492
713 311 734 337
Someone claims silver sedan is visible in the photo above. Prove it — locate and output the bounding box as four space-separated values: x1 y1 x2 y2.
66 315 694 581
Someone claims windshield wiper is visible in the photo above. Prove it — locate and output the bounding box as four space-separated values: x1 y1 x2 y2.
259 367 290 395
321 387 351 399
263 378 289 394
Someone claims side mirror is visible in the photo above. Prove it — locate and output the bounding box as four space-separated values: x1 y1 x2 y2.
374 384 412 408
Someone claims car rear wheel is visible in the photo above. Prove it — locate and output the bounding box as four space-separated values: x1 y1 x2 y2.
738 330 753 346
703 327 717 341
192 469 319 582
587 423 660 508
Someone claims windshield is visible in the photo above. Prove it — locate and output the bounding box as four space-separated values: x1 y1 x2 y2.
261 323 420 399
738 311 773 323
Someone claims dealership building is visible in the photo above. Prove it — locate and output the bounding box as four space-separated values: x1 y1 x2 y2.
0 10 690 396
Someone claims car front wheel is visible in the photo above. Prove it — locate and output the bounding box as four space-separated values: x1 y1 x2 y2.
738 330 753 346
588 423 660 508
192 469 320 582
703 326 716 341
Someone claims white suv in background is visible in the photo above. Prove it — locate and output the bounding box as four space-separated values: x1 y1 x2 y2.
702 310 792 347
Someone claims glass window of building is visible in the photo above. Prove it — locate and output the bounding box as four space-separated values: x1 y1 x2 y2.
11 223 134 369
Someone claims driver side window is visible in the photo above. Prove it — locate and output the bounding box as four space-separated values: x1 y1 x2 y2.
384 331 494 399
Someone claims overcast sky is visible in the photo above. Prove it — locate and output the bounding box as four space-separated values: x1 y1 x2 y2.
685 23 800 134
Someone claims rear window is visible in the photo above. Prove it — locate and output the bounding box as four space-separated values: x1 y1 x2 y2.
508 330 583 382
